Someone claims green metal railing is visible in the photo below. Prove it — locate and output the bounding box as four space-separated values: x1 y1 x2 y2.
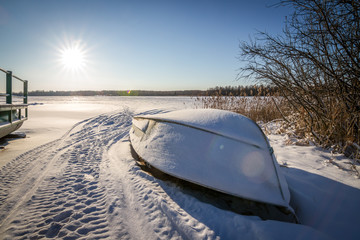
0 67 28 123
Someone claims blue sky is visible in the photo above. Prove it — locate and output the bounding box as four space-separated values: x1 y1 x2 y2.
0 0 291 91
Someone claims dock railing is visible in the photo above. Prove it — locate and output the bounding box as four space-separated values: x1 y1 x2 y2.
0 67 28 126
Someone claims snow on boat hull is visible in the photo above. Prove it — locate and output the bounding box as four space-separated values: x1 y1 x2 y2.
0 121 23 139
129 109 292 211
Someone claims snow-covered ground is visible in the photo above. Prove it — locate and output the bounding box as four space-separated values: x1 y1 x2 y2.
0 96 359 239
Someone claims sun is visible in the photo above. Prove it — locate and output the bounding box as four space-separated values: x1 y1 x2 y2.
60 47 85 70
57 39 88 73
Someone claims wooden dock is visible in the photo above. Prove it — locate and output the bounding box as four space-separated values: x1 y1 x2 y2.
0 68 28 139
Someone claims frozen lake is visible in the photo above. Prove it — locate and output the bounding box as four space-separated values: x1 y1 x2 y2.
0 96 359 239
0 96 197 167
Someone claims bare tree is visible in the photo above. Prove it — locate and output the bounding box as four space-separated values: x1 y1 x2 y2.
239 0 360 150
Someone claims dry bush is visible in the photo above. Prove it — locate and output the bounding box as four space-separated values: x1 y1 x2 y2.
238 0 360 156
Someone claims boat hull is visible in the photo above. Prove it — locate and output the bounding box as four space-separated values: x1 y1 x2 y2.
129 109 292 210
0 121 24 139
0 104 28 139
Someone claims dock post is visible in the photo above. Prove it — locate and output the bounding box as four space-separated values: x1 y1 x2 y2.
6 71 12 104
24 80 28 118
23 80 28 104
6 71 12 122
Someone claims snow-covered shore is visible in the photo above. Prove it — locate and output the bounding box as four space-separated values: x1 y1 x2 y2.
0 96 195 168
0 96 359 239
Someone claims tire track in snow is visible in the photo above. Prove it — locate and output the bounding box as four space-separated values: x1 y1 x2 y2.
0 140 60 225
0 112 127 239
1 109 219 239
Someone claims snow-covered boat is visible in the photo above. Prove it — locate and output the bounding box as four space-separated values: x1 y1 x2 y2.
129 109 295 218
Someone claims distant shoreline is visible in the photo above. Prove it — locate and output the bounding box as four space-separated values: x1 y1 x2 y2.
21 85 279 97
26 90 206 97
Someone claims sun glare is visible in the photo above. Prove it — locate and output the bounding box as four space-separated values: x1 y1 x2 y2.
61 47 84 69
57 39 88 73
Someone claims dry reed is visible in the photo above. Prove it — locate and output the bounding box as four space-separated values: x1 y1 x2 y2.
195 88 291 123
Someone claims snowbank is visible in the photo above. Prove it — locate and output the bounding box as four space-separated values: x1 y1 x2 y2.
0 96 358 239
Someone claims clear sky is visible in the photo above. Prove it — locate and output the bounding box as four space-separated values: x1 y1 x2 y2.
0 0 291 91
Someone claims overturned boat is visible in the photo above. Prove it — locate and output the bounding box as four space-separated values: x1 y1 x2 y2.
130 109 296 221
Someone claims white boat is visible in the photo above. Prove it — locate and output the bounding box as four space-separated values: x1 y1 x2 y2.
129 109 295 217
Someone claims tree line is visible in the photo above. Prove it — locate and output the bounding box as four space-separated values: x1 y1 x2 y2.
27 90 204 96
25 85 275 97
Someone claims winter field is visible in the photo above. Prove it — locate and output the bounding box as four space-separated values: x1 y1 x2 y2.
0 96 359 240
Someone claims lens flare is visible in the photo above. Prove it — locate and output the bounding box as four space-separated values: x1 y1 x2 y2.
241 151 266 179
